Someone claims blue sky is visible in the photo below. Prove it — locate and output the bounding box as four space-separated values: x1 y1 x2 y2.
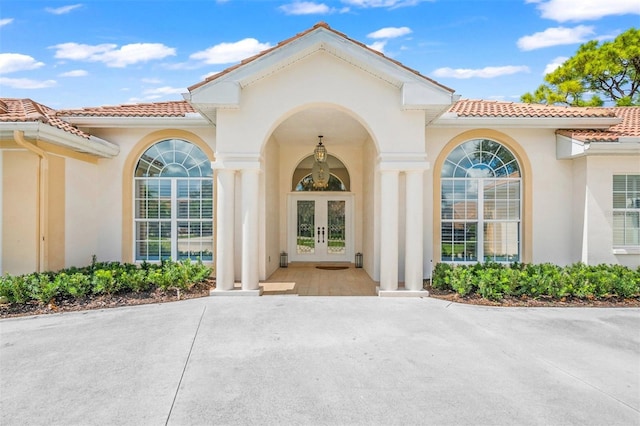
0 0 638 109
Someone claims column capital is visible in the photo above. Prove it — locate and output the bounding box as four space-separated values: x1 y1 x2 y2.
377 153 430 172
212 153 262 171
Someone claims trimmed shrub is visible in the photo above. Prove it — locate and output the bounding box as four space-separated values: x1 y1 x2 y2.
432 261 640 301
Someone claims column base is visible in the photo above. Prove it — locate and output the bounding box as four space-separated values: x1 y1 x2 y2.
376 286 429 297
210 286 263 297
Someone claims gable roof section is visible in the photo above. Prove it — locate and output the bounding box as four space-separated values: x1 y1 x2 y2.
185 22 457 121
188 22 454 94
0 98 119 157
0 98 92 139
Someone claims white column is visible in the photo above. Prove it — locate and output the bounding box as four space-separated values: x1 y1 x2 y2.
215 168 235 291
241 168 260 291
404 170 424 291
379 170 399 291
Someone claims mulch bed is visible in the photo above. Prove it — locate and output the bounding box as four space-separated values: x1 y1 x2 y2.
2 279 639 319
425 283 640 308
0 279 216 319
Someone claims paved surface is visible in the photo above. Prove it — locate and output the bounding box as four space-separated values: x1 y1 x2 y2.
1 297 639 426
262 264 377 295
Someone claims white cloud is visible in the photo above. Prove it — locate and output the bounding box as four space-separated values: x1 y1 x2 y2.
517 25 594 51
142 86 186 96
59 69 88 77
0 53 45 74
543 56 568 74
51 42 176 67
527 0 640 22
366 41 387 53
279 2 331 15
367 27 412 39
432 65 530 79
190 38 272 65
45 4 83 15
0 18 14 27
0 77 56 89
342 0 424 9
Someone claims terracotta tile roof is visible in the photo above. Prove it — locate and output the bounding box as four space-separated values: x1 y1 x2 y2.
0 98 91 139
557 107 640 142
188 22 454 93
58 100 196 117
449 99 617 119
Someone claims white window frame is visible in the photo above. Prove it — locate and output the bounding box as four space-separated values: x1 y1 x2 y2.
612 174 640 254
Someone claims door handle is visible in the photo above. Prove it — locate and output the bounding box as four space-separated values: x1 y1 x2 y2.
322 226 325 243
317 227 321 243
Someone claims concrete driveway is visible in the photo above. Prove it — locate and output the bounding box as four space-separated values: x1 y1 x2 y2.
1 296 638 426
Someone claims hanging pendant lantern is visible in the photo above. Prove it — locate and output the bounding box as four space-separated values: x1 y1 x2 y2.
313 135 327 163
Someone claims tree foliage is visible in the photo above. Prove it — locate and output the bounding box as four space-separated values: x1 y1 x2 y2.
522 28 640 106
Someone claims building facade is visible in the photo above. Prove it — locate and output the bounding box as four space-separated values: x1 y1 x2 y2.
1 23 639 295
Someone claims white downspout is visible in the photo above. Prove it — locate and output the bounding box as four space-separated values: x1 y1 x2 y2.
14 130 49 272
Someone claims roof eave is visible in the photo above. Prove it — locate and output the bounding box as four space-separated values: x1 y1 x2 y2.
60 114 210 128
0 121 119 158
431 114 621 129
556 133 640 159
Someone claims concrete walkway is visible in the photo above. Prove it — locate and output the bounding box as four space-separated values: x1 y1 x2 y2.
1 297 638 426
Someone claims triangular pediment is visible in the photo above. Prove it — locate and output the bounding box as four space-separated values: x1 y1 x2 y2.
185 23 456 118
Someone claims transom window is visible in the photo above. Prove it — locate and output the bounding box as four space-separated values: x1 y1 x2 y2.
134 139 213 262
613 174 640 247
441 139 521 262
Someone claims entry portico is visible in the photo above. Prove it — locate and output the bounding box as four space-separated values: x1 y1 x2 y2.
185 22 457 295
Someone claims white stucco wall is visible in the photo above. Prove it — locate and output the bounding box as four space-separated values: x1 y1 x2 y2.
215 51 426 157
65 157 99 267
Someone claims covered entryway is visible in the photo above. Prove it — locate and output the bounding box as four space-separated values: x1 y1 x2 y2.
184 23 456 296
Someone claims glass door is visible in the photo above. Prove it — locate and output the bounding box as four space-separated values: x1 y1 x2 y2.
289 194 352 262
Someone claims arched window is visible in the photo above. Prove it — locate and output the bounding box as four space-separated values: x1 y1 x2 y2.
134 139 213 261
441 139 521 262
291 154 350 191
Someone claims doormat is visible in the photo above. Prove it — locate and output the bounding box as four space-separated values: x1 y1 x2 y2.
316 266 349 270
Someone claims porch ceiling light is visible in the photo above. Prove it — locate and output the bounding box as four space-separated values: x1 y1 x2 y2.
314 135 327 163
312 135 330 189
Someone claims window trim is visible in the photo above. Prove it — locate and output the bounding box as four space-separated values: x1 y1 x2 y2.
612 173 640 252
433 130 533 264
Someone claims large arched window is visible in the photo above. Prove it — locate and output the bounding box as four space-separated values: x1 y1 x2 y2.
441 139 521 262
134 139 213 261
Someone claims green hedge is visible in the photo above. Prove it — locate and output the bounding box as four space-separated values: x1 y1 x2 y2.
0 258 212 305
432 262 640 301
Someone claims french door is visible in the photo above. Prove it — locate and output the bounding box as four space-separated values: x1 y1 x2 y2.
288 194 353 262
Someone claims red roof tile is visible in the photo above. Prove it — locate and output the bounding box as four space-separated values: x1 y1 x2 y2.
0 98 91 139
449 99 617 119
58 100 196 117
557 107 640 142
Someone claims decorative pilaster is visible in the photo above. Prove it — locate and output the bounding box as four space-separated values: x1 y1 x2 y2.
214 168 236 291
404 170 424 291
241 168 261 292
379 169 399 291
